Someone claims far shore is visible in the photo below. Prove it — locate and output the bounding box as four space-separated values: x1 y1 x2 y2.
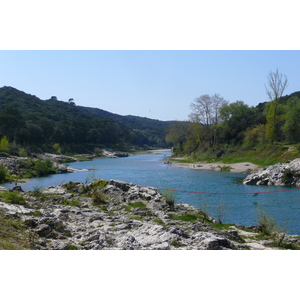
169 160 260 174
149 148 172 153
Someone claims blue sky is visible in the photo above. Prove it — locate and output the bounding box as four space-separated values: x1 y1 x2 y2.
1 1 299 121
0 50 299 121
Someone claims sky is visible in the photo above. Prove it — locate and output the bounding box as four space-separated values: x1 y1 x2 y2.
1 50 299 121
1 1 300 122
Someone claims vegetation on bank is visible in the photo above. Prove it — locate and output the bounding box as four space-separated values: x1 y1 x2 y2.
0 86 172 156
166 70 300 166
170 143 300 168
0 158 61 184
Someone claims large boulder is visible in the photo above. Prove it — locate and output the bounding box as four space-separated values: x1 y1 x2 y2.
243 158 300 186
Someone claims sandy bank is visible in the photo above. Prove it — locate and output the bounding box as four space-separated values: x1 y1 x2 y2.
169 161 260 174
149 149 172 153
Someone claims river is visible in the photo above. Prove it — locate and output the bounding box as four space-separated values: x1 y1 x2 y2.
2 150 300 234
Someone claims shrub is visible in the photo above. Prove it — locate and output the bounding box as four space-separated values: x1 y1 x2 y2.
33 159 56 176
1 191 26 205
162 189 177 209
91 189 108 205
214 202 229 224
19 148 28 157
0 136 10 153
0 165 8 183
255 206 288 247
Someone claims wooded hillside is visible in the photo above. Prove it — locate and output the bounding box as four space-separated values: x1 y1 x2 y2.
0 86 172 155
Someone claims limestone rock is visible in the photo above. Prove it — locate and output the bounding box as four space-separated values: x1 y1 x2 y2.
243 158 300 186
1 178 295 250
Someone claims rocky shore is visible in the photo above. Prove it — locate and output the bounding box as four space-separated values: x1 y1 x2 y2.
1 179 299 250
0 155 84 177
243 158 300 186
0 149 129 181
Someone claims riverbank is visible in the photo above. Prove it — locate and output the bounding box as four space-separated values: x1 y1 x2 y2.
169 160 260 174
1 179 299 250
0 149 131 184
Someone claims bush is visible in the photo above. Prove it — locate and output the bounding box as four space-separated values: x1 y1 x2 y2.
162 189 177 209
91 189 108 205
0 165 8 183
1 191 26 205
19 148 28 157
33 159 56 176
0 136 10 153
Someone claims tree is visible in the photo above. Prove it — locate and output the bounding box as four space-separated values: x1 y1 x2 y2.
68 98 75 106
0 107 24 141
220 101 256 144
0 136 10 153
189 94 228 147
265 69 288 143
165 121 189 152
283 97 300 142
242 124 266 149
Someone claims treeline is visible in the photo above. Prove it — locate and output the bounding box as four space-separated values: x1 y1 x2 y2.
0 86 172 155
166 91 300 157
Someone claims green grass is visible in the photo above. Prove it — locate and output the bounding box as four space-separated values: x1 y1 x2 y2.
170 240 186 248
60 199 82 207
153 218 165 225
0 210 30 250
168 213 201 222
129 215 144 221
125 201 146 212
171 144 300 168
67 243 80 250
1 191 26 205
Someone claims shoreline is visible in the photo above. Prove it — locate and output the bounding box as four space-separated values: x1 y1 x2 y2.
169 161 260 174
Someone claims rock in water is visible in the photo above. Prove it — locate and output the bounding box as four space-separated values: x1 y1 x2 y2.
243 158 300 186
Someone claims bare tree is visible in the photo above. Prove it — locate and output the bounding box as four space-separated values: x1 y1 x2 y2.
265 69 288 143
189 93 228 125
265 69 288 102
189 93 228 147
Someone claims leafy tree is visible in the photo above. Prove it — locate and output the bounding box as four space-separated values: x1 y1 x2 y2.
242 124 266 149
220 101 256 144
0 136 10 153
265 101 285 143
0 107 24 141
165 121 189 152
282 97 300 142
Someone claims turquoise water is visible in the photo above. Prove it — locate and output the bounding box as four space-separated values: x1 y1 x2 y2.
2 150 300 234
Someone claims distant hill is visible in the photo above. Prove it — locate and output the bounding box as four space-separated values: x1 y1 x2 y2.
0 86 173 154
